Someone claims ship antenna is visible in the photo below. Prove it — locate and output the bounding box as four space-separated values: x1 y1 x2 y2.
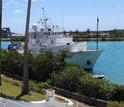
42 7 47 29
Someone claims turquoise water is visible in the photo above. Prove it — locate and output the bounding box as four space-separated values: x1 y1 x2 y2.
87 41 124 85
1 41 11 50
1 41 124 85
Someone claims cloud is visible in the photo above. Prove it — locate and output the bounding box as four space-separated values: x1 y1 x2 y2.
7 0 25 7
13 9 24 13
102 0 105 3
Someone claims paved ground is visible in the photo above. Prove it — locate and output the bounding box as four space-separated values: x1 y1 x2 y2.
56 94 95 107
70 99 95 107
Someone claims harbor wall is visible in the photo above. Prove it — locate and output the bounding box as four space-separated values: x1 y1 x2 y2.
47 85 108 107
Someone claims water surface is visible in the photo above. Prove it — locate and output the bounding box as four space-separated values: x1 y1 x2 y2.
88 41 124 85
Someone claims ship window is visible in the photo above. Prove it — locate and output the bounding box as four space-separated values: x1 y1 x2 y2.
51 40 53 44
67 43 70 45
41 29 43 31
48 28 51 31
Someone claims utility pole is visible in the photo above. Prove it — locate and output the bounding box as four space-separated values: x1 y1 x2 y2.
96 17 99 51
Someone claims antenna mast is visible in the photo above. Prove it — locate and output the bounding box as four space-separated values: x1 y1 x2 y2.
42 7 47 29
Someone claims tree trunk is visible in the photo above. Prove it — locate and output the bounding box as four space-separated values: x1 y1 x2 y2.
0 0 2 86
21 0 31 95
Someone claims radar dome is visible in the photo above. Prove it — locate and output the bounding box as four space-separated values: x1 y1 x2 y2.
32 24 38 31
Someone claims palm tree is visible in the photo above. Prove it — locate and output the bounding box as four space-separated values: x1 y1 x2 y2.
75 29 79 36
69 30 72 35
113 28 117 37
87 28 90 37
0 0 2 86
63 30 66 35
21 0 31 95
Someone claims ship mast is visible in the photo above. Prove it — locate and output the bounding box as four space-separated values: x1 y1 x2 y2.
42 7 47 30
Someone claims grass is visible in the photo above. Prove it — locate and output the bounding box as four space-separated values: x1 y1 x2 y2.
1 38 10 41
55 96 69 103
107 101 124 107
73 37 124 41
0 79 46 101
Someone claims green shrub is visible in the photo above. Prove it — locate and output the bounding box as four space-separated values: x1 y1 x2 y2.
2 78 21 87
0 92 7 98
11 81 21 86
2 78 10 83
112 85 124 102
101 37 106 41
107 101 124 107
29 81 46 94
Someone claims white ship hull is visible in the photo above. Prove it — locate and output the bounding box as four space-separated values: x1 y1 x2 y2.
28 44 103 70
66 50 103 70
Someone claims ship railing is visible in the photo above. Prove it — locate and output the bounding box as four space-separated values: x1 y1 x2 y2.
39 43 48 47
30 27 64 32
29 43 37 46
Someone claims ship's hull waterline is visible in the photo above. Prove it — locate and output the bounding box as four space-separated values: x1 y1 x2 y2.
66 50 103 70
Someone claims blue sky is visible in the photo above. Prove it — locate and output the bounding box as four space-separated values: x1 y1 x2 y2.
2 0 124 33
